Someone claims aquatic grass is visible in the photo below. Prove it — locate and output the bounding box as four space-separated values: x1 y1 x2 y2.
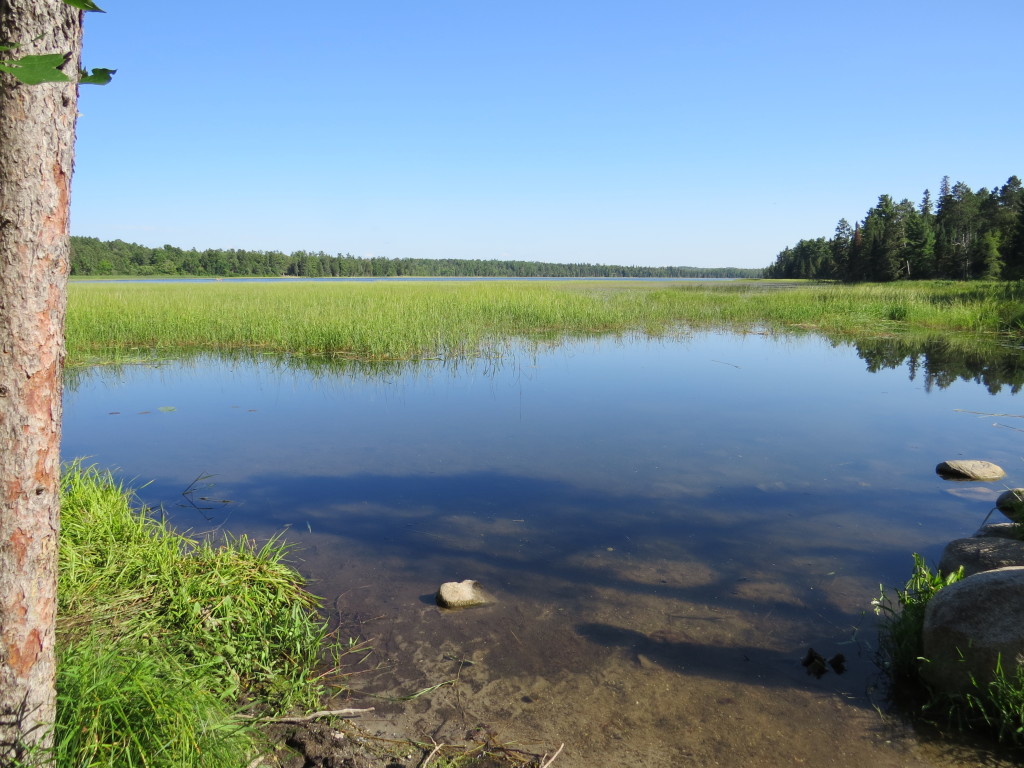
56 462 342 766
873 554 964 692
66 280 1024 366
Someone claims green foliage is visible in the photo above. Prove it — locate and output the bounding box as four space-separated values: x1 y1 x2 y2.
68 235 763 279
79 66 115 84
873 554 964 689
765 173 1024 283
62 0 106 10
0 1 112 86
0 48 72 85
55 636 255 768
56 462 343 766
952 656 1024 745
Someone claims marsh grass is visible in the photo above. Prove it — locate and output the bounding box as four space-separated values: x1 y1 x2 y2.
56 462 341 767
66 280 1024 366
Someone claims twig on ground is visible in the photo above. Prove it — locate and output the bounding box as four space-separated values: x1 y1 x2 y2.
419 742 443 768
539 743 564 767
261 707 375 723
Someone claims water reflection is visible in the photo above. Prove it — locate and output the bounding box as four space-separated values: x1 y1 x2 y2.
849 333 1024 394
61 330 1024 768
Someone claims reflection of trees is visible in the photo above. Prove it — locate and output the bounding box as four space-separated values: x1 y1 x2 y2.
849 334 1024 394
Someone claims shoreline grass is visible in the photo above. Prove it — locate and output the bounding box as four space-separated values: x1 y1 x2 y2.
65 280 1024 366
55 462 340 767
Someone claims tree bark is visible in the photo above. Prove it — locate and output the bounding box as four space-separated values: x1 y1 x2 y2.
0 0 80 760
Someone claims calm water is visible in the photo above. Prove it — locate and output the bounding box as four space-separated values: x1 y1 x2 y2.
62 331 1024 767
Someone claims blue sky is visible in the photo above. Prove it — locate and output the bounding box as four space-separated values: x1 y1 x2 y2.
72 1 1023 269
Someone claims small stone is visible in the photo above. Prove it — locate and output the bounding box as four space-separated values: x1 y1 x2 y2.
436 579 490 609
997 489 1024 522
935 460 1006 481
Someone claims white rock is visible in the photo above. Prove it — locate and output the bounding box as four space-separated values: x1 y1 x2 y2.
436 580 490 609
935 459 1006 481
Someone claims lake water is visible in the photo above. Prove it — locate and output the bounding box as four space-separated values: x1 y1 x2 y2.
62 330 1024 767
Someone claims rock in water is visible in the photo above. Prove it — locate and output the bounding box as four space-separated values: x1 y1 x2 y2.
935 460 1006 481
921 566 1024 696
436 580 490 609
939 536 1024 577
996 489 1024 522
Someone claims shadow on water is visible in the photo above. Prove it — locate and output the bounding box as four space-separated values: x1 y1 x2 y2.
164 466 987 708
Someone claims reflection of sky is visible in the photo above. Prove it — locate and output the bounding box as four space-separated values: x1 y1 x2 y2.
62 332 1024 592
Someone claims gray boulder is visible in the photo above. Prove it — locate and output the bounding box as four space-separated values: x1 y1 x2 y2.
436 580 490 609
939 536 1024 577
935 459 1006 481
921 567 1024 696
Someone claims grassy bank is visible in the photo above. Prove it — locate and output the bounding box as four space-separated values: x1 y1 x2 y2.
65 280 1024 366
53 463 338 767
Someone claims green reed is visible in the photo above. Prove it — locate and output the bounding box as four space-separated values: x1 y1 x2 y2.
65 279 1024 365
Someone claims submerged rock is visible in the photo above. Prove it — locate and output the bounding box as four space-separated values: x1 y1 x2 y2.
997 489 1024 522
935 460 1006 481
922 567 1024 696
436 580 490 609
975 522 1021 539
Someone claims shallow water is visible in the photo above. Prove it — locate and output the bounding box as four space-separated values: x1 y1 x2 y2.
62 331 1024 766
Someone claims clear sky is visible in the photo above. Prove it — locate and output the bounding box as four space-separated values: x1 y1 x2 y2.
71 1 1023 269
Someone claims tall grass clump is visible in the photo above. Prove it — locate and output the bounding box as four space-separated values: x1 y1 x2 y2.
56 462 339 766
55 636 254 768
873 554 964 691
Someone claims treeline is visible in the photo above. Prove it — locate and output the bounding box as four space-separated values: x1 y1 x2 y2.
765 175 1024 282
69 237 762 279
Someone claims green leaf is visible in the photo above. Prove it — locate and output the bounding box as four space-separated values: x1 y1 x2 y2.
0 53 71 85
62 0 106 11
80 67 115 85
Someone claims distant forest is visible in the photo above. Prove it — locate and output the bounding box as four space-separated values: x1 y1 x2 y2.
765 175 1024 282
69 237 762 279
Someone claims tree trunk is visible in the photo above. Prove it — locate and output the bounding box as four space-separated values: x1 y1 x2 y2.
0 0 80 760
